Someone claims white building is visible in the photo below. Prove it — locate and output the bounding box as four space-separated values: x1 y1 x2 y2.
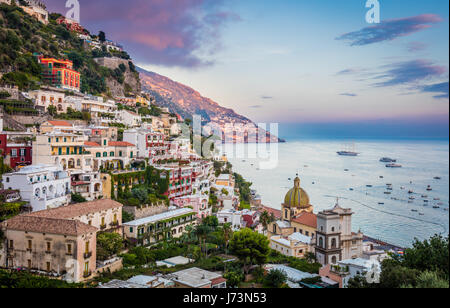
315 203 364 265
118 110 142 127
2 164 71 212
270 232 313 258
337 258 381 288
28 89 67 112
67 95 117 118
216 209 244 230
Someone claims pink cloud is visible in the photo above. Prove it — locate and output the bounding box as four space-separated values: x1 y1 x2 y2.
44 0 238 67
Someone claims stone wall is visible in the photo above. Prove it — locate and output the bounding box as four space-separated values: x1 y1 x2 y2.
123 203 168 220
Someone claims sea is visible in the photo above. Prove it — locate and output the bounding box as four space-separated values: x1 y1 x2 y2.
223 139 449 248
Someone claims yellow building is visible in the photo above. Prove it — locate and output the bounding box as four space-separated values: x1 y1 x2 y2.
136 95 149 107
32 132 93 172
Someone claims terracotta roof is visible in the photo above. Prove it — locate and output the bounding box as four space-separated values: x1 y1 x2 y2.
47 120 73 127
210 277 227 286
28 199 123 220
4 215 97 236
259 206 281 219
84 141 100 147
292 212 317 228
109 141 135 147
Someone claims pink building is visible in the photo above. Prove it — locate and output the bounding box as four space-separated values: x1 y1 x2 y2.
172 195 211 219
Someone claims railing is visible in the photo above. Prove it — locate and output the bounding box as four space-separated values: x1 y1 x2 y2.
109 221 119 227
100 224 107 230
83 271 92 278
84 252 92 259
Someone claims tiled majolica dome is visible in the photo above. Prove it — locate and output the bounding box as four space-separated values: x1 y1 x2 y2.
283 176 310 208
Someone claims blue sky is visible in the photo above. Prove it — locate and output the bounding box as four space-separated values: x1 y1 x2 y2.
138 0 448 130
45 0 449 137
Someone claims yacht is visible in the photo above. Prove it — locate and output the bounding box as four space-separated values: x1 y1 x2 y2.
380 157 397 163
426 185 433 191
386 163 402 168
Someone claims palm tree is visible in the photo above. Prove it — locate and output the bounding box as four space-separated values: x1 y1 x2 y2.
260 211 275 235
222 223 233 254
194 224 210 258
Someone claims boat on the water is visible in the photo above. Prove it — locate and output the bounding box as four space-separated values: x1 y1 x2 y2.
434 176 442 180
386 163 402 168
380 157 397 163
433 206 440 209
408 190 414 194
366 185 373 188
426 185 432 191
337 151 359 157
378 202 385 205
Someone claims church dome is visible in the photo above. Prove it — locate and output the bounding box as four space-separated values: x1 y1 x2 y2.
284 176 310 208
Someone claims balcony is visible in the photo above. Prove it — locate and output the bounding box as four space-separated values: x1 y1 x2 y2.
110 221 119 227
45 250 52 254
100 224 107 230
83 271 92 278
84 252 92 259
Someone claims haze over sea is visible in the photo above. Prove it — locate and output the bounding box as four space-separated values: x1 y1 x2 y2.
226 128 449 248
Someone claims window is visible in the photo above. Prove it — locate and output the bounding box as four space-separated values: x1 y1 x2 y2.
11 149 17 157
9 240 13 249
85 241 90 254
119 151 122 157
67 244 72 255
46 242 51 252
331 238 337 248
88 220 92 225
46 262 51 272
103 140 107 146
319 237 324 248
28 240 32 250
20 149 26 156
110 152 115 157
113 214 117 223
103 152 107 157
28 259 32 268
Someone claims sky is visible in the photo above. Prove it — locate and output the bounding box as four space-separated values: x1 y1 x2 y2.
44 0 449 138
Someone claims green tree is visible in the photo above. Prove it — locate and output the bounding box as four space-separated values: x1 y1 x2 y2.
259 210 274 235
71 193 86 203
402 235 449 279
98 31 106 42
224 270 244 288
47 105 57 116
264 269 287 288
402 271 449 289
229 228 269 275
97 232 124 261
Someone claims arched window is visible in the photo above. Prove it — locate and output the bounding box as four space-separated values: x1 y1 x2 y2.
331 256 337 264
319 237 324 248
331 238 337 248
110 152 115 157
285 209 289 220
332 227 335 232
96 153 101 158
103 152 107 157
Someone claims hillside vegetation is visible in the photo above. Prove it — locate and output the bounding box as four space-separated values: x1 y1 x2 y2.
0 3 139 96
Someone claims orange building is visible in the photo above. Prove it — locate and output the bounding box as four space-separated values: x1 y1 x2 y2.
39 57 81 92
